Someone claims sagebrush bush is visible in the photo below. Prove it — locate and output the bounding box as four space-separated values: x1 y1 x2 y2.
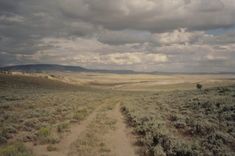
73 109 89 121
38 127 50 138
0 142 32 156
57 122 69 133
47 145 57 151
121 86 235 156
36 127 59 144
153 145 166 156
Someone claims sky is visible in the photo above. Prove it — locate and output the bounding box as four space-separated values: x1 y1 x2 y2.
0 0 235 72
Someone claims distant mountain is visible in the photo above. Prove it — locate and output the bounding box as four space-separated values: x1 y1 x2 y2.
1 64 234 75
0 64 136 74
150 71 235 75
0 64 87 72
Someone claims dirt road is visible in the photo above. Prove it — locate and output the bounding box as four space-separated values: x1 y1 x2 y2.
28 98 137 156
105 103 137 156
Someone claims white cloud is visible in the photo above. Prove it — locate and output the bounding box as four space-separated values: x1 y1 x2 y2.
151 28 210 45
28 37 168 66
0 15 25 23
103 52 168 65
206 54 227 61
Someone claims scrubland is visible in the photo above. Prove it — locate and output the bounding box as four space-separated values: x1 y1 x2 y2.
0 74 112 155
121 86 235 155
0 73 234 156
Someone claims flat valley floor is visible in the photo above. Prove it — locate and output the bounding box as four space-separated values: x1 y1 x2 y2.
0 73 235 156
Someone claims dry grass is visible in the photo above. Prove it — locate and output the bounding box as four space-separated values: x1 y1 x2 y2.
0 73 234 156
68 104 116 156
44 72 235 91
0 73 111 155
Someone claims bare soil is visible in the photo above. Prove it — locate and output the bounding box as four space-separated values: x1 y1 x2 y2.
105 103 137 156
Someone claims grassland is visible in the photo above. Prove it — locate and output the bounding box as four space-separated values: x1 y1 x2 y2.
44 72 235 91
0 72 234 156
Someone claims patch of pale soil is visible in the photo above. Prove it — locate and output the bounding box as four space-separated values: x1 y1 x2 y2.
105 103 137 156
25 104 102 156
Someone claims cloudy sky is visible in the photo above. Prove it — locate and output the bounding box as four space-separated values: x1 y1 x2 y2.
0 0 235 72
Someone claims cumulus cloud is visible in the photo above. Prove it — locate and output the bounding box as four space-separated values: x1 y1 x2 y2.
68 52 168 66
0 0 235 72
151 28 206 45
102 52 168 65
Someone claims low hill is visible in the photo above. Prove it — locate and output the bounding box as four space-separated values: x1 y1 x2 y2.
0 64 87 72
0 64 136 74
1 64 234 75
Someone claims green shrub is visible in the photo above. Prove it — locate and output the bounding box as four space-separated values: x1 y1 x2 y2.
36 127 58 144
47 145 57 151
23 119 40 131
38 127 50 138
73 109 89 121
196 83 202 90
57 122 69 133
187 121 215 136
0 126 17 142
153 145 166 156
174 121 186 129
0 136 7 145
0 130 8 142
172 142 198 156
0 142 32 156
169 115 178 122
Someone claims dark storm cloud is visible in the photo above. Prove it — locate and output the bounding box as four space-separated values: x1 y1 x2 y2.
0 0 235 72
0 0 20 14
0 0 98 56
60 0 235 32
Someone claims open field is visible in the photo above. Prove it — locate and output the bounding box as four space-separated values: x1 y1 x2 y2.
0 72 234 156
9 72 235 91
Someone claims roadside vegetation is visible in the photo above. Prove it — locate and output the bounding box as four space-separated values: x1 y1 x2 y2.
0 142 32 156
121 85 235 155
